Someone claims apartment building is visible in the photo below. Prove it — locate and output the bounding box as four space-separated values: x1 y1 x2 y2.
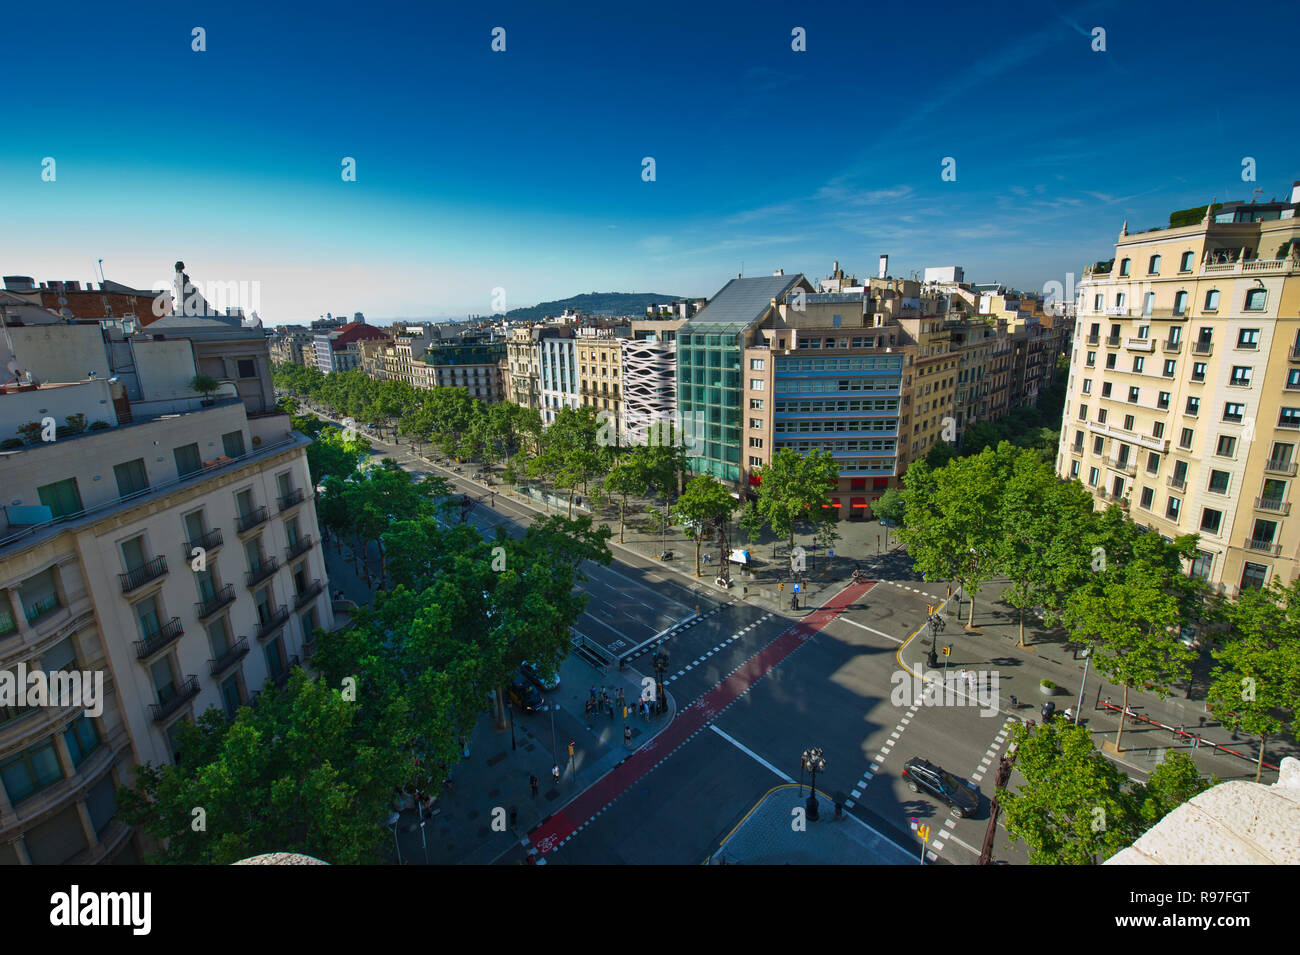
0 319 331 864
576 327 627 432
1060 186 1300 595
506 327 542 410
620 318 685 445
269 326 315 367
420 340 506 401
312 322 390 375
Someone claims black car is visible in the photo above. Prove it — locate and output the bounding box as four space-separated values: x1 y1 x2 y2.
902 757 980 818
507 678 543 714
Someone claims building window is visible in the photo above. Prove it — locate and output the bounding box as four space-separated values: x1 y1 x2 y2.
1088 467 1099 487
1190 551 1213 581
174 443 203 478
1204 289 1220 311
1207 470 1230 494
749 379 764 391
1280 408 1300 429
1162 359 1176 377
1200 508 1222 534
1082 379 1092 394
1173 291 1188 315
1166 497 1181 520
749 418 763 430
1098 409 1108 423
1148 255 1162 275
1244 289 1266 311
1132 356 1144 373
1179 427 1194 449
1105 353 1117 370
1078 404 1088 421
1128 386 1140 403
1179 251 1194 272
749 398 764 410
1119 258 1131 276
1102 382 1112 398
1223 402 1245 422
1157 391 1170 410
1240 562 1268 591
1238 328 1260 348
1140 486 1154 509
1216 435 1236 457
1093 436 1105 454
1288 369 1300 390
63 715 101 768
1086 351 1096 367
1094 294 1104 311
1185 396 1199 416
748 456 762 467
222 430 245 458
1192 361 1207 382
1146 452 1159 474
1142 292 1154 316
113 458 150 498
1152 421 1165 439
748 437 763 448
237 358 256 378
36 477 83 520
0 740 63 805
750 359 765 370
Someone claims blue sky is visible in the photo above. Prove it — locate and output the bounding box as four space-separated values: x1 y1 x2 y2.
2 0 1297 323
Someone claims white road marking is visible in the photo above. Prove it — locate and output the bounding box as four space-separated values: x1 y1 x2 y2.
834 617 904 643
709 725 796 783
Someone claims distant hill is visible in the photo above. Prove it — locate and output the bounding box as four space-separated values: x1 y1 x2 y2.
503 292 686 323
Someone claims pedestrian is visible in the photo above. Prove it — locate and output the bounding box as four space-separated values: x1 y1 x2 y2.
617 687 625 707
589 685 597 702
624 725 632 746
529 774 539 798
607 698 614 719
959 668 969 693
552 764 560 785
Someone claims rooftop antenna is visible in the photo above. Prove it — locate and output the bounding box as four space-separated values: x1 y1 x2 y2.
96 259 105 284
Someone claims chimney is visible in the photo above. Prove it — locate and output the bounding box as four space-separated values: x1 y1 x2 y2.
833 260 839 276
1291 181 1300 205
878 254 889 280
773 268 783 276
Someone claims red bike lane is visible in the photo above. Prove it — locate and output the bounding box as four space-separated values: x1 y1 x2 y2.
527 579 877 857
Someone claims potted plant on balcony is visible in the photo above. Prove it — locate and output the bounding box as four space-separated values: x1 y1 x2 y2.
190 374 221 406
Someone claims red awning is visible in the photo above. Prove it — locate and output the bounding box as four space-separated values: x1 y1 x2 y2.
872 478 889 489
851 497 868 508
822 499 842 508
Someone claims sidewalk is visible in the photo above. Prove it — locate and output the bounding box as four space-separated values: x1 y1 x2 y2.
387 651 678 865
708 783 918 865
897 582 1297 784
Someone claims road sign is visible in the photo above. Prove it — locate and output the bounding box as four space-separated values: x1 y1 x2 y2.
793 583 800 593
828 549 834 559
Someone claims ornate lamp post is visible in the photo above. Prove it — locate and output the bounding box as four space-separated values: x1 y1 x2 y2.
802 747 826 821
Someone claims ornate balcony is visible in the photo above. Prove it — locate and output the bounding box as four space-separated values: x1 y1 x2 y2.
209 636 250 676
245 556 279 588
1264 459 1298 477
1162 340 1183 354
294 579 323 610
149 676 199 723
255 605 290 641
183 528 223 563
134 617 184 659
1244 538 1282 556
285 535 314 563
195 583 236 621
119 555 168 594
1254 498 1291 516
277 488 305 513
236 506 269 535
1191 342 1213 356
1167 474 1186 490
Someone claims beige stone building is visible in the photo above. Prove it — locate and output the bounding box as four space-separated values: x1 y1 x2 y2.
576 327 627 433
0 319 331 863
1060 189 1300 594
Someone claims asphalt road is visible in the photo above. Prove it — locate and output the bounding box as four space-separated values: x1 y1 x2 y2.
316 415 1032 865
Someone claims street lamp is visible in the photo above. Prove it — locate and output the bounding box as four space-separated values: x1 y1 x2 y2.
507 698 516 751
385 811 403 865
802 747 826 821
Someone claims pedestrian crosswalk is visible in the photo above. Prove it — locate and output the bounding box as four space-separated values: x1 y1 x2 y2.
663 612 775 684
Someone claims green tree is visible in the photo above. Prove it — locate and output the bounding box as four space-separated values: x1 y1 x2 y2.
1000 718 1141 864
674 474 736 577
604 455 649 543
924 440 957 469
1135 751 1215 826
117 672 415 864
873 487 906 526
753 447 839 556
1207 579 1300 781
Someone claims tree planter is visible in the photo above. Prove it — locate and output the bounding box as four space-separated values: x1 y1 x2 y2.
1039 680 1058 696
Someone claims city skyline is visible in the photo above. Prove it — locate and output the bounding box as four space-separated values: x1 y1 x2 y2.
3 0 1297 322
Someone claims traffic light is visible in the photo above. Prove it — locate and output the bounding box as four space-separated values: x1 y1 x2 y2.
567 741 575 758
926 605 934 616
941 645 951 657
778 581 784 591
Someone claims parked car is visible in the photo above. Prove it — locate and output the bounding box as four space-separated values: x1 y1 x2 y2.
521 661 561 692
507 677 543 713
902 757 980 818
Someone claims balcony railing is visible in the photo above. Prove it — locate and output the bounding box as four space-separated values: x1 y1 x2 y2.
119 555 169 594
1191 342 1213 356
1167 474 1187 490
149 675 199 723
1109 459 1136 477
1201 257 1300 276
255 605 290 641
183 528 223 562
236 506 269 534
1085 334 1100 345
1244 538 1282 556
1264 460 1298 476
1125 338 1154 352
1104 335 1121 347
277 488 305 513
195 583 236 620
209 636 250 676
1279 419 1300 430
1162 340 1183 354
270 655 300 690
285 535 314 563
294 579 323 609
1289 346 1300 362
245 556 279 588
1255 498 1291 515
134 617 184 659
